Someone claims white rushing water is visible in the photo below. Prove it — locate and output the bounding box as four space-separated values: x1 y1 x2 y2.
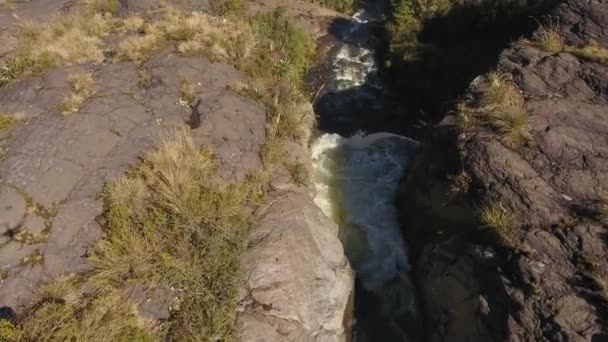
331 10 380 91
311 133 417 290
311 8 422 341
312 9 417 291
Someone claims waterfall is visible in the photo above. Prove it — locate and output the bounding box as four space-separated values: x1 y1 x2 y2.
310 8 422 341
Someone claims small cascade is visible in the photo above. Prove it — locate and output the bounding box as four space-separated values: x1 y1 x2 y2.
310 8 423 341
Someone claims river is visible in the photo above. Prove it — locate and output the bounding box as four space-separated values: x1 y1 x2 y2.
310 5 423 342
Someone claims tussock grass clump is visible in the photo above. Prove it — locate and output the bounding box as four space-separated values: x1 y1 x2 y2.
59 70 95 115
0 14 114 84
0 112 25 129
480 71 521 108
0 0 14 9
486 106 532 148
525 23 608 63
475 70 532 148
179 79 196 105
117 8 253 63
536 23 564 53
479 202 517 247
85 0 120 15
116 23 164 62
286 160 308 185
210 0 244 16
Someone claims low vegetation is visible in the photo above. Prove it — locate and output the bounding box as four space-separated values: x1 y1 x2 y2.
179 80 196 106
210 0 244 16
237 8 315 170
59 70 95 115
479 202 517 248
117 9 253 63
457 70 531 149
3 127 255 341
0 0 13 9
0 5 316 340
568 40 608 63
312 0 355 14
534 23 564 53
486 107 531 148
525 24 608 63
598 202 608 226
0 13 114 85
386 0 451 59
0 112 25 130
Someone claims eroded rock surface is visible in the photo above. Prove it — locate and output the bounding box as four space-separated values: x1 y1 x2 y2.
0 52 266 311
405 0 608 341
238 190 354 342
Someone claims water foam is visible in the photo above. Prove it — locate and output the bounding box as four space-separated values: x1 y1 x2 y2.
311 132 417 290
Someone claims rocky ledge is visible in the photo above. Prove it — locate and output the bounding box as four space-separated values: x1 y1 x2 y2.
0 0 353 340
402 0 608 341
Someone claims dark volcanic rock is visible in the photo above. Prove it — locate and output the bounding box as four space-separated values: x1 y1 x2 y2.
405 0 608 341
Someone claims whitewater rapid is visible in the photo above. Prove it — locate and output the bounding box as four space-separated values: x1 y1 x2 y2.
310 7 423 341
311 133 417 290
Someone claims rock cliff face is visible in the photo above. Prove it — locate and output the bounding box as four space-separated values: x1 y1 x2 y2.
0 1 354 340
403 0 608 341
238 190 354 342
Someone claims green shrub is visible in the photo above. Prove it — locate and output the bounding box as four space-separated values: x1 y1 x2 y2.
386 0 451 59
249 8 315 82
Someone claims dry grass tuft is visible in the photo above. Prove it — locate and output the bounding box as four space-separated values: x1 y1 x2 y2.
485 106 532 148
85 0 120 15
116 8 252 63
567 40 608 63
116 23 164 62
1 13 114 84
120 16 146 32
598 202 608 226
480 71 521 108
179 80 196 105
455 102 478 132
479 202 517 247
0 0 14 9
286 160 308 186
536 23 564 53
0 112 25 129
59 70 95 115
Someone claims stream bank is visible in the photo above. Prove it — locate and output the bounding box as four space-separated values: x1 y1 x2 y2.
306 0 592 341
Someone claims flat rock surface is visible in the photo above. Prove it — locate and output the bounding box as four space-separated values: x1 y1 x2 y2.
0 53 265 311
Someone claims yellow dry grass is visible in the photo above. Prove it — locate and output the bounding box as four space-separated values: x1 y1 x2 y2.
0 111 26 130
479 202 518 247
59 70 95 115
536 24 564 53
567 40 608 63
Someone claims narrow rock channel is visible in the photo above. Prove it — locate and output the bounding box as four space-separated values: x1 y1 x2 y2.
309 5 423 341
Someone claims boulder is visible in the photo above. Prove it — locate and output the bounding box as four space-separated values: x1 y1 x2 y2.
238 190 354 342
